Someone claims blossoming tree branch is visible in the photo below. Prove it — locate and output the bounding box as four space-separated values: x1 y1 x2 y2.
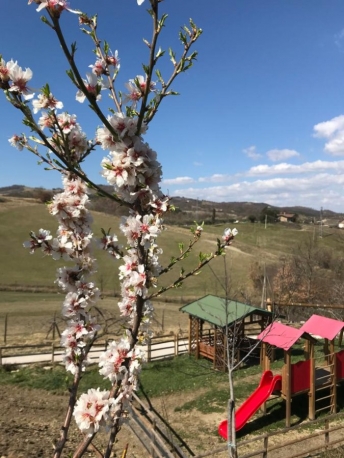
0 0 237 457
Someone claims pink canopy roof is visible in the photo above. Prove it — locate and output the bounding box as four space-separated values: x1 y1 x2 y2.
257 322 312 351
300 314 344 341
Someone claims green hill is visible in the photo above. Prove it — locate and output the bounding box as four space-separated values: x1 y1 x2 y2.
0 196 343 303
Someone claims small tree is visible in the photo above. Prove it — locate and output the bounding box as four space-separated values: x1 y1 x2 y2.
260 206 278 224
209 258 272 458
1 1 238 456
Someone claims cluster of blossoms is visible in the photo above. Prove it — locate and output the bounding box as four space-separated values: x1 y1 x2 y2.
123 74 156 107
73 388 114 436
0 57 34 99
24 175 100 374
37 103 90 163
99 112 168 213
222 227 238 245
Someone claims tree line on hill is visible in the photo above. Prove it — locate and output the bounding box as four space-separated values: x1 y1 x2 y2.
249 233 344 322
1 185 339 226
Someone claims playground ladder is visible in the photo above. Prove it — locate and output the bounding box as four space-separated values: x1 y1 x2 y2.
314 354 337 416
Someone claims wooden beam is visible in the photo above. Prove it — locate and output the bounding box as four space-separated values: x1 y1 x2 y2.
274 302 344 310
285 350 292 428
309 341 315 421
330 340 337 414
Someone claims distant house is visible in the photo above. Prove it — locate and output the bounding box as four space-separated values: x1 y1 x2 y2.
338 220 344 229
278 212 295 223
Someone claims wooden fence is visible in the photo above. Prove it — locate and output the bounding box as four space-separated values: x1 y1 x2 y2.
0 333 189 366
192 411 344 458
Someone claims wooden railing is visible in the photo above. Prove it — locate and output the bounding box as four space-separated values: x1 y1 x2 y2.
192 411 344 457
0 333 188 366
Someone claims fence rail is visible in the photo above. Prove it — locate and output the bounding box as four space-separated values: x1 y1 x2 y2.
0 333 188 366
193 411 344 458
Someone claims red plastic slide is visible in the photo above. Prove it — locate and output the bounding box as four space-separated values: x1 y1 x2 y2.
218 370 282 439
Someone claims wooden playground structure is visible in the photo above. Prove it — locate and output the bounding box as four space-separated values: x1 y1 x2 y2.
218 313 344 438
180 294 272 371
259 314 344 426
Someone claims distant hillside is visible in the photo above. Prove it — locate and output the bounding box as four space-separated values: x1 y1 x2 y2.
0 185 342 225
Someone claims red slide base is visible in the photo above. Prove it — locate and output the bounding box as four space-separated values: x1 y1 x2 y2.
218 370 282 439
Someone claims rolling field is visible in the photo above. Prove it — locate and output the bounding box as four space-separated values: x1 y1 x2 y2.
0 291 190 344
1 196 343 343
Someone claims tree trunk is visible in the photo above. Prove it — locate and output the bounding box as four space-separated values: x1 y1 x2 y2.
227 370 237 458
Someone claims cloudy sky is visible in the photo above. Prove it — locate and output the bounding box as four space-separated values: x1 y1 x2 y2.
1 0 344 211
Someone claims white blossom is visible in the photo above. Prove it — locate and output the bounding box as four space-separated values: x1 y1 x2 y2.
73 389 114 436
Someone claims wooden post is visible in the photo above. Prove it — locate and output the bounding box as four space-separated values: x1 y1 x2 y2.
309 341 315 421
304 339 310 360
213 327 217 369
285 350 292 427
324 418 329 449
261 342 270 414
339 328 344 347
266 298 272 313
0 347 2 366
223 332 228 372
263 435 269 458
271 345 275 364
121 444 129 458
188 315 192 354
51 343 55 365
147 338 152 362
262 343 270 372
260 341 264 368
174 333 178 357
150 418 156 458
4 313 8 345
195 319 199 360
324 338 329 363
330 340 337 414
52 312 56 341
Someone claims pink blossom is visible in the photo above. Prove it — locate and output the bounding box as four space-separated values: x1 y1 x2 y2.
8 134 27 151
29 0 80 15
32 93 63 113
8 61 34 100
99 339 130 383
89 59 105 77
106 50 120 70
222 227 238 244
73 389 113 436
0 58 13 83
76 73 107 103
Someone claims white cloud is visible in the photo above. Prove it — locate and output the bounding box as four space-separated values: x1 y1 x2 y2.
199 174 231 183
193 161 203 167
243 145 262 160
266 148 300 162
313 115 344 156
162 176 195 185
174 173 344 210
335 29 344 50
247 160 344 176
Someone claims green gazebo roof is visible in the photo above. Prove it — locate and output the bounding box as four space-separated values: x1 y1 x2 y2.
180 294 271 327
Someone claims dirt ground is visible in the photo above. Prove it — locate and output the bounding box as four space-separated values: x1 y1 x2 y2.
1 384 344 458
0 384 225 458
0 385 148 458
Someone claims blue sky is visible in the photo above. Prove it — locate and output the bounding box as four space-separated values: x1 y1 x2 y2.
1 0 344 211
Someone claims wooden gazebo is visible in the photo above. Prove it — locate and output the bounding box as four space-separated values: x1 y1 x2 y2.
180 294 272 371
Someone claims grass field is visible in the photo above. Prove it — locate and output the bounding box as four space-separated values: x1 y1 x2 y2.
0 291 190 344
1 197 344 344
1 197 342 295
